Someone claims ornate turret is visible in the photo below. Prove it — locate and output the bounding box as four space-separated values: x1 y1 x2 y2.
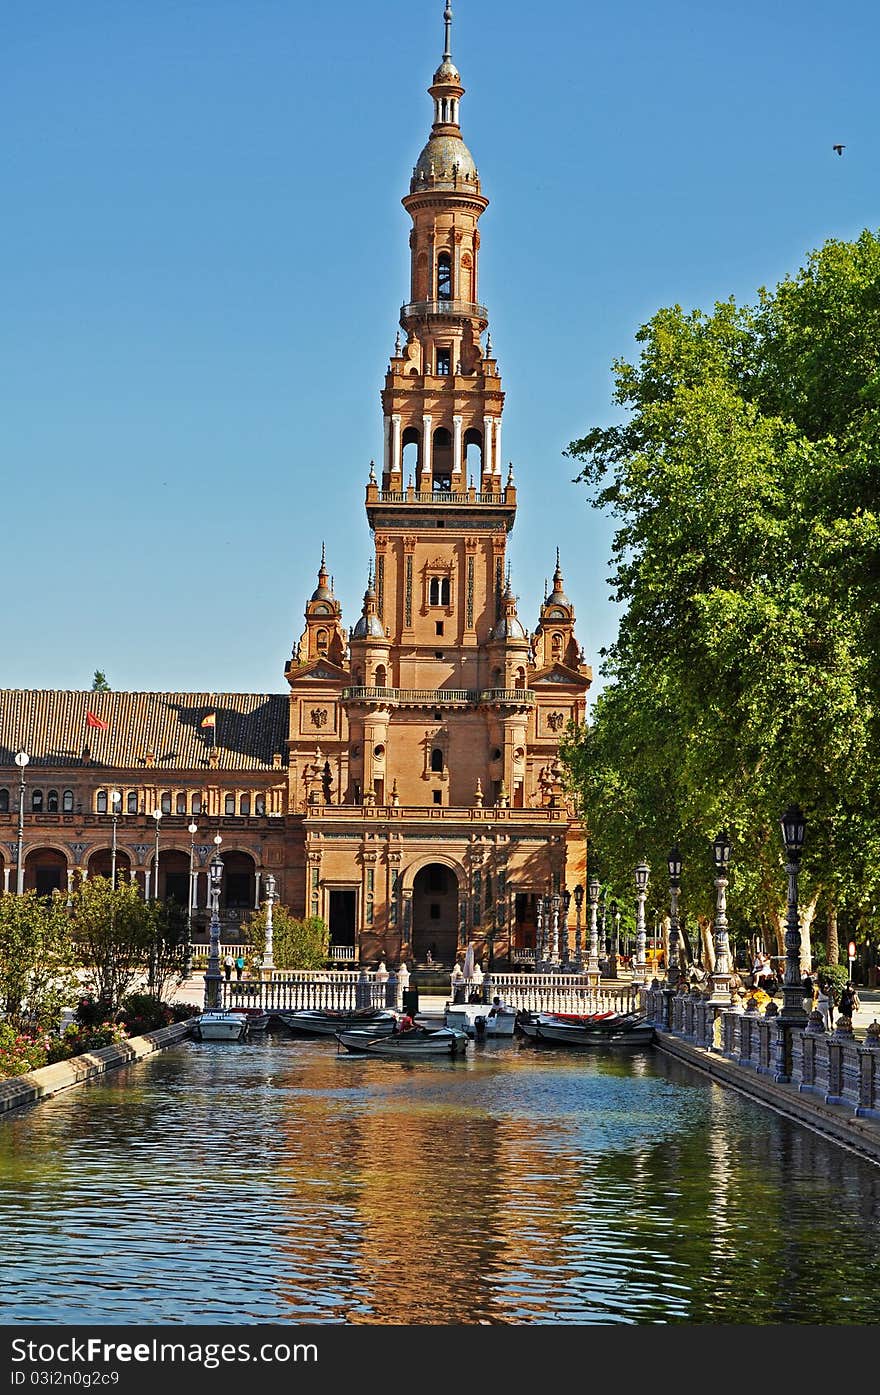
349 568 391 686
533 551 583 672
286 545 346 675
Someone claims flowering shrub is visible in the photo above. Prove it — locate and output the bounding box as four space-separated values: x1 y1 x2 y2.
0 1022 49 1077
75 993 115 1028
45 1020 128 1064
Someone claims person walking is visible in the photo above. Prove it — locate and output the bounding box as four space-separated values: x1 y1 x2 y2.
815 979 832 1032
839 982 860 1021
223 952 234 983
235 953 245 981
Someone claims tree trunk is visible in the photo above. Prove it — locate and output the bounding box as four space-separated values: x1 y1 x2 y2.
800 893 819 975
699 917 716 973
826 902 839 967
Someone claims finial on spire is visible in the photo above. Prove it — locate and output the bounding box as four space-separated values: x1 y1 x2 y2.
544 578 549 601
394 330 401 354
507 460 515 485
321 540 326 567
486 330 492 355
556 547 560 571
367 559 374 590
368 459 376 483
443 2 453 60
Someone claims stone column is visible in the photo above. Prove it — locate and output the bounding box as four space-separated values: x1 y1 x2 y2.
482 415 494 478
391 414 402 481
452 414 463 482
254 871 261 910
383 414 391 477
494 418 502 477
421 414 433 489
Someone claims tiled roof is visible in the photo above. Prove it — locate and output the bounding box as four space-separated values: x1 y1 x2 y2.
0 692 289 771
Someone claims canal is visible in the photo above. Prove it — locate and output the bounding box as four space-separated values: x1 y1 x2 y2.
2 1036 880 1324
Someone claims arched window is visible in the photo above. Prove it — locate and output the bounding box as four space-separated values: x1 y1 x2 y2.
240 794 251 816
95 790 107 813
430 747 444 773
224 794 235 816
437 252 452 301
127 791 138 813
429 577 450 606
316 628 328 655
0 789 8 813
551 632 563 661
254 795 265 816
63 789 74 813
464 427 483 476
515 667 526 690
402 426 420 480
432 426 452 489
176 793 187 814
47 789 59 813
375 664 387 688
191 793 202 815
161 792 172 814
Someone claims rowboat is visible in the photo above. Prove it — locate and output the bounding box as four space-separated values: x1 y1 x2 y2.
277 1008 398 1037
517 1010 654 1048
336 1025 468 1057
444 1002 518 1038
192 1011 249 1042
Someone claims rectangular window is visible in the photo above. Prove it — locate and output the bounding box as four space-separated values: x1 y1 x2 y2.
435 621 444 636
432 790 442 805
436 349 451 375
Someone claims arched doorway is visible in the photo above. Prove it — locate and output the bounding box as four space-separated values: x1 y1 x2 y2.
158 850 190 909
88 848 132 886
220 851 255 912
411 863 459 965
25 847 67 897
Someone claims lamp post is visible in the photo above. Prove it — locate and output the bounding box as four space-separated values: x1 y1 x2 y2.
633 861 650 985
109 790 121 889
185 820 198 979
204 844 225 1009
151 808 162 902
599 889 607 972
535 894 544 967
667 846 682 990
775 805 808 1080
560 887 571 966
573 883 584 969
587 877 601 984
263 871 276 976
609 899 620 979
14 750 29 894
708 830 733 1004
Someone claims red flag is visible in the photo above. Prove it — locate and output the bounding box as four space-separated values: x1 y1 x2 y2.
85 710 108 730
200 712 216 729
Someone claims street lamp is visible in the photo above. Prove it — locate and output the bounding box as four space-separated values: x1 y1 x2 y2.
550 891 561 964
633 861 650 985
204 844 225 1009
667 846 682 989
185 820 198 978
572 883 584 969
109 790 121 889
535 893 545 966
708 830 733 1003
14 750 29 895
263 871 276 975
587 877 601 982
779 805 808 1032
151 808 163 902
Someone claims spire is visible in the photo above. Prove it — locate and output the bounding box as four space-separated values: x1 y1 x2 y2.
310 547 332 602
443 2 453 61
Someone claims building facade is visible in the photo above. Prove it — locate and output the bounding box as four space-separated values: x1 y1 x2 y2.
0 9 591 965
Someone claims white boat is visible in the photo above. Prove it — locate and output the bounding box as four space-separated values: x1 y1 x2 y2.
444 1002 518 1038
336 1025 468 1057
518 1010 654 1048
192 1011 249 1042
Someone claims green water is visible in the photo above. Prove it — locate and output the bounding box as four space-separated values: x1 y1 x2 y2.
1 1036 879 1324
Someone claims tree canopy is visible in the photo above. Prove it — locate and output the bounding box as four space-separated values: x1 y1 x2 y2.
245 906 328 970
561 231 880 961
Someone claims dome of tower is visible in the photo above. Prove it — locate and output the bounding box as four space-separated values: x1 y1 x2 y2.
433 57 461 84
492 613 528 641
413 133 477 185
351 613 386 640
310 580 333 602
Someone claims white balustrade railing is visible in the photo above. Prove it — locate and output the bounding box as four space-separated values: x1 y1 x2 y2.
222 971 401 1013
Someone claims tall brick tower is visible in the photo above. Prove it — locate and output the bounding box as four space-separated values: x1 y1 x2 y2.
285 5 592 965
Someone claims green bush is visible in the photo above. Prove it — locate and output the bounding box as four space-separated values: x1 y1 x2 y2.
75 993 114 1027
817 963 850 1004
118 992 171 1035
46 1020 128 1064
0 1023 48 1077
168 1002 201 1022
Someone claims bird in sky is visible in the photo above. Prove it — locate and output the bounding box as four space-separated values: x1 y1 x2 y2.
833 144 846 155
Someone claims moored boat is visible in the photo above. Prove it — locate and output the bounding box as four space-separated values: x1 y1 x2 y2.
336 1025 468 1057
517 1010 654 1048
444 1002 518 1038
277 1007 398 1037
192 1011 249 1042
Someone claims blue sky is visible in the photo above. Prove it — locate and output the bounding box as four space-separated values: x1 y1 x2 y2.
3 0 876 702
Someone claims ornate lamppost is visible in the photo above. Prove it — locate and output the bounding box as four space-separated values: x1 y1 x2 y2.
667 846 682 989
775 805 808 1081
14 749 29 894
109 790 121 888
572 884 584 969
560 886 571 966
151 807 163 902
609 899 620 978
535 894 545 967
550 891 561 965
708 830 733 1003
204 844 225 1009
587 877 601 984
633 861 650 985
184 819 198 979
263 871 276 976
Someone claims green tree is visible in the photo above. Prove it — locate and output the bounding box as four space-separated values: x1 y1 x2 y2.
245 906 328 970
0 891 77 1030
68 875 157 1009
151 896 189 1000
562 231 880 964
91 670 110 691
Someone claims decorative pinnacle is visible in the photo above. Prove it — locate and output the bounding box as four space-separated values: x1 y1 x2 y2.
394 330 401 354
368 459 376 483
321 540 326 567
443 2 453 60
556 546 561 572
